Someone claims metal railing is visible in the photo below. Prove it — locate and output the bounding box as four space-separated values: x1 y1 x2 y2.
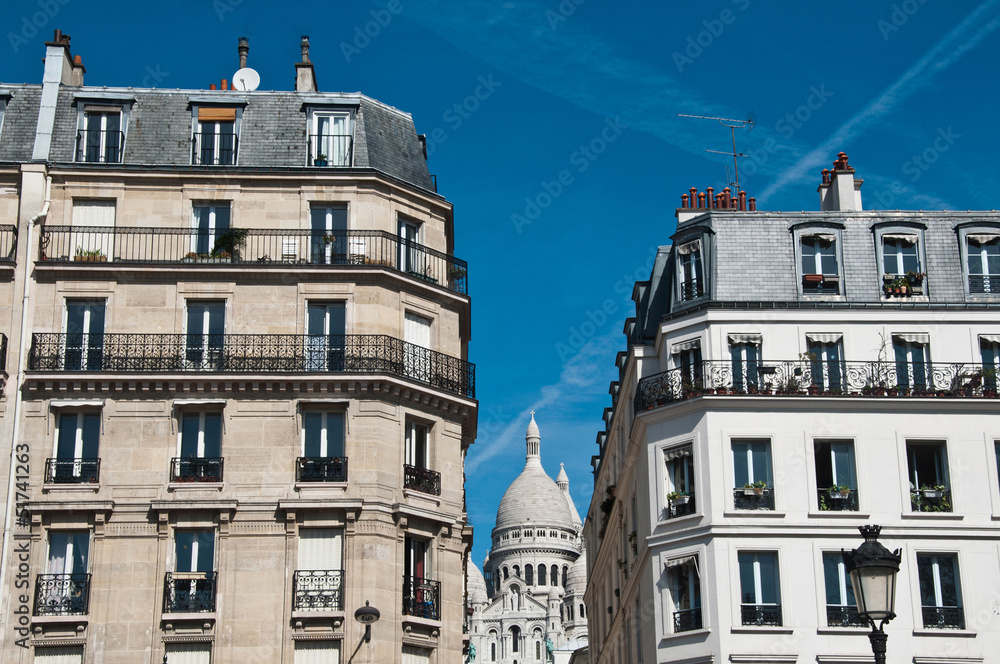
44 458 101 484
296 457 348 482
76 129 124 163
635 359 1000 411
170 457 224 483
402 575 440 620
163 572 217 613
29 333 475 398
818 488 859 512
192 131 238 165
826 604 867 627
673 607 702 632
666 496 696 519
34 573 91 616
740 603 782 626
308 134 353 167
38 226 469 294
802 274 840 294
733 487 775 511
910 488 952 513
969 275 1000 294
680 279 703 301
404 464 441 496
293 570 345 611
0 225 16 262
921 605 965 629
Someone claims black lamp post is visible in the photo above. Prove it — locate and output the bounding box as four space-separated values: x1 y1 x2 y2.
842 525 902 664
354 600 381 643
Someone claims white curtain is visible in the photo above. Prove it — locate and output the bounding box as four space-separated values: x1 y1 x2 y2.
164 643 211 664
294 640 341 664
298 529 343 571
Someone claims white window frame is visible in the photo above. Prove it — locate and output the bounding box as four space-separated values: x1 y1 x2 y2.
194 116 238 166
177 411 223 459
78 109 124 163
300 410 345 457
665 553 702 634
676 239 704 301
309 111 352 167
190 204 231 255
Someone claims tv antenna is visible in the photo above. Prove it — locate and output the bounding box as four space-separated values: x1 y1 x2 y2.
678 112 756 192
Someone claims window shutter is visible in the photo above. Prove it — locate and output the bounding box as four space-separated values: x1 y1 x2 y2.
404 313 431 348
294 640 341 664
70 200 116 259
164 643 211 664
198 107 236 122
298 529 343 570
401 646 431 664
33 647 83 664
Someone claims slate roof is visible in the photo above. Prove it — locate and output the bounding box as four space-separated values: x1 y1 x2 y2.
0 86 41 162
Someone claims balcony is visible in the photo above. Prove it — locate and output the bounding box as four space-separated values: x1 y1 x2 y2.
910 487 952 513
402 575 440 620
0 225 16 262
635 359 999 411
673 607 702 633
33 573 91 616
818 487 859 511
170 457 224 483
28 333 476 399
802 273 840 294
44 458 101 484
733 487 775 511
921 605 965 629
883 272 925 298
38 226 469 295
293 570 344 611
163 572 217 613
404 464 441 496
296 457 348 483
75 129 124 163
969 274 1000 294
740 603 782 627
826 604 867 627
192 132 238 165
308 134 352 167
680 278 703 302
666 495 696 519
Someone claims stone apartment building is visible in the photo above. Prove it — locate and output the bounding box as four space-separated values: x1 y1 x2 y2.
0 32 477 664
586 156 1000 663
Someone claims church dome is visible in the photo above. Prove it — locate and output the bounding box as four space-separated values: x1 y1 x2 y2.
566 547 588 596
468 561 488 605
495 414 575 531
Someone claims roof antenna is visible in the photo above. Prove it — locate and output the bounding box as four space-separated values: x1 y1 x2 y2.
678 111 756 193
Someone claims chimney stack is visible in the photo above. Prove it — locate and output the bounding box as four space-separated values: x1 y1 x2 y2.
295 35 318 92
818 151 864 211
238 36 249 69
43 29 84 87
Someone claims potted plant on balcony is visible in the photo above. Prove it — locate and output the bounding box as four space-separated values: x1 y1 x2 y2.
777 374 800 395
74 248 107 262
743 480 768 496
920 484 946 499
667 491 691 505
828 484 852 499
314 153 328 166
211 227 249 263
906 270 926 294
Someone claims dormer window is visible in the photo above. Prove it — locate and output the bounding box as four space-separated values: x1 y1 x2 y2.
194 107 238 165
966 234 1000 294
876 227 927 297
76 106 123 163
677 240 704 302
309 112 352 167
800 234 840 294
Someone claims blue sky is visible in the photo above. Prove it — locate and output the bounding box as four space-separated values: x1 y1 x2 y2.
2 0 998 567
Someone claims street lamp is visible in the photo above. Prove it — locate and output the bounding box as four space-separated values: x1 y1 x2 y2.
354 600 381 643
842 525 902 664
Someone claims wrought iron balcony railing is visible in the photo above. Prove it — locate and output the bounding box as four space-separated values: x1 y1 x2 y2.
818 487 859 512
402 575 440 620
308 134 353 167
170 457 224 483
673 607 702 632
666 495 696 519
910 488 952 513
404 464 442 496
921 605 965 629
0 225 16 263
76 129 124 163
296 457 348 482
680 279 703 301
635 359 999 411
34 573 91 616
740 603 782 626
826 604 867 627
44 458 101 484
192 131 238 165
163 571 217 613
293 570 344 611
733 487 775 511
28 333 475 398
38 226 469 294
969 274 1000 294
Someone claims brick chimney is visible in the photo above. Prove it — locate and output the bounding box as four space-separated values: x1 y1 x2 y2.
295 35 318 92
818 152 863 211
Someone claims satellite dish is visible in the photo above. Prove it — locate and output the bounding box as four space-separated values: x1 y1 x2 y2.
233 67 260 92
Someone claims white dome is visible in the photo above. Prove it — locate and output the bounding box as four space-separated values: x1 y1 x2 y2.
566 547 588 596
467 561 488 604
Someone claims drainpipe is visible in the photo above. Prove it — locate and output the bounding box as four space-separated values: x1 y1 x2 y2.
0 175 51 637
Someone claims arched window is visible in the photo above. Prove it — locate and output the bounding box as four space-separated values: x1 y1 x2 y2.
503 566 509 580
580 603 585 618
513 564 520 578
551 565 558 585
491 642 496 661
510 626 521 653
562 565 568 587
538 564 546 585
536 641 541 660
495 575 501 592
525 564 534 585
569 604 574 620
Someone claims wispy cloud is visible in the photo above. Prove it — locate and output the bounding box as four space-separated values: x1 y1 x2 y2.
759 0 1000 200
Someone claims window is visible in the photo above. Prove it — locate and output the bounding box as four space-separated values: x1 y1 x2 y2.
70 200 115 262
77 108 122 163
403 418 439 492
551 565 558 589
880 233 925 297
664 445 695 518
815 440 858 511
729 335 761 392
309 112 351 166
907 441 951 512
185 301 225 370
63 299 106 371
166 530 216 613
490 640 497 662
294 529 344 611
165 642 212 664
525 564 533 585
401 646 431 664
398 218 424 276
893 334 930 392
298 411 347 482
822 552 865 626
34 647 84 664
48 411 100 484
194 107 238 165
980 336 1000 393
800 233 840 294
538 563 546 585
192 204 231 256
294 640 341 664
672 339 702 391
738 552 781 626
310 205 348 264
966 234 1000 294
667 555 702 632
732 439 774 510
806 335 845 392
403 536 439 620
510 625 521 653
917 554 965 629
173 412 223 482
306 302 346 371
36 531 91 616
677 240 704 301
405 420 429 470
404 312 432 383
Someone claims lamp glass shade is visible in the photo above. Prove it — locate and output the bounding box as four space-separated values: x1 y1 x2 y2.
849 565 897 621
